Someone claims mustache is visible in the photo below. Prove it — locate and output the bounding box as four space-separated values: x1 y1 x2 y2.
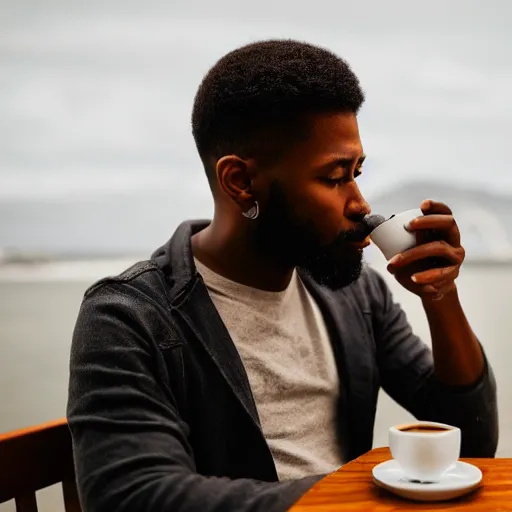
338 214 387 243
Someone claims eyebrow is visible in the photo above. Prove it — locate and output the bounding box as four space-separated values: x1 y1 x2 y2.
316 153 366 171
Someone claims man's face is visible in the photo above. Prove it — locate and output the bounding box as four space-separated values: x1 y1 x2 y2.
252 112 372 290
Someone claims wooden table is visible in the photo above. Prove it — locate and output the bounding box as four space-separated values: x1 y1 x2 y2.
290 447 512 511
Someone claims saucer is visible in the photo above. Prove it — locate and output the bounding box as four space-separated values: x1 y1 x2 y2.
372 459 482 502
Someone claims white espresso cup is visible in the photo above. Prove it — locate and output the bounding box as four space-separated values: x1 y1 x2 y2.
389 421 461 482
369 208 424 261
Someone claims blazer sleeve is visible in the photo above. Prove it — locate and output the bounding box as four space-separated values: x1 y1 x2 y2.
367 267 498 457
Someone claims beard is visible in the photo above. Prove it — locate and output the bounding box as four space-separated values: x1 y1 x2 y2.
252 182 371 290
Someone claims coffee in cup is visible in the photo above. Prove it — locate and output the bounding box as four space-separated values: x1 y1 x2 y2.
399 425 451 434
389 421 461 482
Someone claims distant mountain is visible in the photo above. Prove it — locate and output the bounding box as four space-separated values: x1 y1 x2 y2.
368 181 512 261
1 181 511 261
0 189 213 257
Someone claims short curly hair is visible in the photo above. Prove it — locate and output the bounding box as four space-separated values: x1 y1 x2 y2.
192 39 365 184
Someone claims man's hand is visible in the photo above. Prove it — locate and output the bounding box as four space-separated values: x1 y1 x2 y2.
387 200 484 387
386 200 465 302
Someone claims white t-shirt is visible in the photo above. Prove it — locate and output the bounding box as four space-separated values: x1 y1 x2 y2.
195 258 343 481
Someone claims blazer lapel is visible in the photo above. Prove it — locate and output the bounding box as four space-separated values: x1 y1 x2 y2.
300 273 378 462
178 280 262 429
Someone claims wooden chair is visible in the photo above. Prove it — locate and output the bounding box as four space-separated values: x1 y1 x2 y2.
0 418 81 512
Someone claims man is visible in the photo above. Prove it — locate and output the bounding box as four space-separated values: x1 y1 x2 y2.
67 40 498 512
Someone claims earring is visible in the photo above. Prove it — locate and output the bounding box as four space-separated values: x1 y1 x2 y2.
242 201 259 220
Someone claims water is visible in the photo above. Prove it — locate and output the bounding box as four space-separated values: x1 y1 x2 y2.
0 260 511 511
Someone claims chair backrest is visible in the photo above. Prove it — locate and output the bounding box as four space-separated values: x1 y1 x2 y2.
0 418 81 512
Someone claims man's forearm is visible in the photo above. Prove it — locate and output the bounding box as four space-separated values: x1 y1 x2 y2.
422 286 484 386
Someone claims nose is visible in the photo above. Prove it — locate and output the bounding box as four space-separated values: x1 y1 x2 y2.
346 183 371 220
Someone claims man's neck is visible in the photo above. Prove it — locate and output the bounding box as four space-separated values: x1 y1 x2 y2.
191 218 295 292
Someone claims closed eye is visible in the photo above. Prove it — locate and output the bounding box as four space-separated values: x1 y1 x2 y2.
321 177 347 186
321 168 363 186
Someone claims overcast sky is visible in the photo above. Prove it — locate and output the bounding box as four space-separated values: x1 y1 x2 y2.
1 0 512 252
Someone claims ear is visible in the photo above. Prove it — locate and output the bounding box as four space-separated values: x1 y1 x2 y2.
215 155 257 208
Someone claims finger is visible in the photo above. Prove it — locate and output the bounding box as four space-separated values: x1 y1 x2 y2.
408 215 456 232
407 214 461 247
388 241 463 270
421 199 452 215
411 265 460 284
